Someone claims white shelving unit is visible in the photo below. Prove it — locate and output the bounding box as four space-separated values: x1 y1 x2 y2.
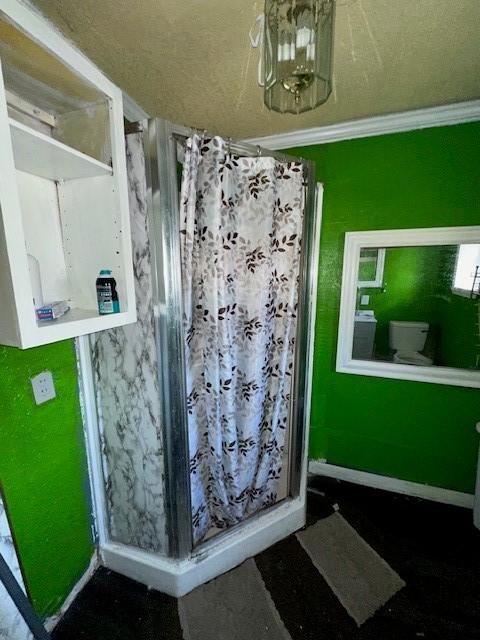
9 119 113 181
0 5 136 348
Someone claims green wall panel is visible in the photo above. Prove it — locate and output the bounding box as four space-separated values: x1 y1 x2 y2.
288 122 480 493
0 340 93 617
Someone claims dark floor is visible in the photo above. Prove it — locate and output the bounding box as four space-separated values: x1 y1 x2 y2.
52 478 480 640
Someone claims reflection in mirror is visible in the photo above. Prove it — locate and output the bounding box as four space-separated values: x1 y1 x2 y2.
357 248 385 287
353 244 480 369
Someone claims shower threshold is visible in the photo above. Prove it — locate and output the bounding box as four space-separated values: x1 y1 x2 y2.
100 495 305 598
198 463 291 546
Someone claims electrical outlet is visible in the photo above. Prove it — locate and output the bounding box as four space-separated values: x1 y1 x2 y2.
30 370 56 405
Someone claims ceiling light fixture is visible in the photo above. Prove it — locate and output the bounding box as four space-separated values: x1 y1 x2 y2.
264 0 335 114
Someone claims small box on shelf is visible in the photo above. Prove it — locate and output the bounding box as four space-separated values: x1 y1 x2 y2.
36 301 70 322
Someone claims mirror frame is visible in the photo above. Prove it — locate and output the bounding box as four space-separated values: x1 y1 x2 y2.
336 226 480 389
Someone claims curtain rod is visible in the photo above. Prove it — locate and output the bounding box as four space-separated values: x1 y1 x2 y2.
171 130 306 165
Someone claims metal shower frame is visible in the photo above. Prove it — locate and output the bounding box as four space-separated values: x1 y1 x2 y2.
143 118 318 559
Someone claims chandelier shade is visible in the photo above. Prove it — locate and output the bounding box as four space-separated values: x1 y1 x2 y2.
264 0 335 114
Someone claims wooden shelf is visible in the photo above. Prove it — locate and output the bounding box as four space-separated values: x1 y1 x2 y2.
9 118 113 181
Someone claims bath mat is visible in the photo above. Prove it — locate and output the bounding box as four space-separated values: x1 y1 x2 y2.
178 558 292 640
296 512 405 626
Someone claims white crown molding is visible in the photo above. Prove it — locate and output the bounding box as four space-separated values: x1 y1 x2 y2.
244 100 480 149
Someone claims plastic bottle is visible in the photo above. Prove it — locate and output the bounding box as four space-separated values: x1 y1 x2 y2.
96 269 120 315
27 253 44 310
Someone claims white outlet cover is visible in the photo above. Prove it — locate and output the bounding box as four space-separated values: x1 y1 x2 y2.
30 370 56 405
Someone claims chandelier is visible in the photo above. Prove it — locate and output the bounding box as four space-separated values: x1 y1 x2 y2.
264 0 335 114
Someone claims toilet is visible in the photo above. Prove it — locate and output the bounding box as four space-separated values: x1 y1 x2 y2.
389 320 433 366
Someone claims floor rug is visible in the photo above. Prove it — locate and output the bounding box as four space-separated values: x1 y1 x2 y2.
178 558 292 640
297 512 405 626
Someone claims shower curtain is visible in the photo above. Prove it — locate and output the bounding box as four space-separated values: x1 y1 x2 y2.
180 135 304 543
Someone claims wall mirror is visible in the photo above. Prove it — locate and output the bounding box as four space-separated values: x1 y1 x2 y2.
336 226 480 388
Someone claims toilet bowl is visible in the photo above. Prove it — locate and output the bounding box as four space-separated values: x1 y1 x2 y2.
393 351 433 366
389 321 433 367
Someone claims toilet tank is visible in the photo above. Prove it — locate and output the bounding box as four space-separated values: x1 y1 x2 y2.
389 321 429 351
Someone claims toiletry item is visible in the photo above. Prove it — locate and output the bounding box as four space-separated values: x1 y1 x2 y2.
96 269 120 315
27 254 44 309
36 301 70 321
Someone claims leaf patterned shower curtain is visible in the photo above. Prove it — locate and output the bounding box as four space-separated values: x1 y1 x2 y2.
180 135 304 544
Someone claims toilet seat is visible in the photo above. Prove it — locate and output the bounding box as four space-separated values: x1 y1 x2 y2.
393 351 432 366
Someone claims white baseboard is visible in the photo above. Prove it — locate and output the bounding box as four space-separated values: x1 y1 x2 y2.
44 552 99 631
308 460 474 509
101 497 305 598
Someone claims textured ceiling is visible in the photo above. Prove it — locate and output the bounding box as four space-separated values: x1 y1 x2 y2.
32 0 480 138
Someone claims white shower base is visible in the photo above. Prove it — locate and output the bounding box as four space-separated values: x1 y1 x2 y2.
100 495 305 597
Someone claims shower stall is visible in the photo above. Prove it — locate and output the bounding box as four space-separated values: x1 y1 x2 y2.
77 118 321 596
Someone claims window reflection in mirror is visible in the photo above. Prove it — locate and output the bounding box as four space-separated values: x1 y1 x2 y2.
357 248 385 288
353 244 480 369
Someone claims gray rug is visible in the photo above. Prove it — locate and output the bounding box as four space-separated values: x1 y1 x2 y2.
178 558 292 640
297 512 405 626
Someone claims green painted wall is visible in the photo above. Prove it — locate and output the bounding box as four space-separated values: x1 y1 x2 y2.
0 340 93 617
288 122 480 493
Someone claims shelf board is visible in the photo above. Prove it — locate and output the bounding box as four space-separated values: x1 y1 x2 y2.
36 307 100 328
26 306 133 348
36 307 130 329
9 118 113 181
